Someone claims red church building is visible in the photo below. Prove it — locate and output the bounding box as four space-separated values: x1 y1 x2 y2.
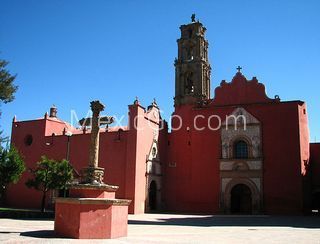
6 17 320 215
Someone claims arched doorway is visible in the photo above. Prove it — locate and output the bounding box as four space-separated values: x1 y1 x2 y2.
149 181 157 211
231 184 252 214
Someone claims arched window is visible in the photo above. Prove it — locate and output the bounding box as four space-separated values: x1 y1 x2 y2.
234 140 248 159
185 72 194 94
24 134 33 146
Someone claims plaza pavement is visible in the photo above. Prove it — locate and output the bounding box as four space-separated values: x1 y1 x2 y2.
0 213 319 243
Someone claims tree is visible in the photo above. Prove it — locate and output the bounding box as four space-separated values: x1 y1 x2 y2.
0 59 18 104
0 146 25 201
25 156 73 212
0 58 18 148
0 131 9 151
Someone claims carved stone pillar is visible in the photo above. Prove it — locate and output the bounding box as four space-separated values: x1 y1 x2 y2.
81 100 105 185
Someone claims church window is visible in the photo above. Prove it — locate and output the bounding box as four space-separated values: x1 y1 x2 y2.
234 140 248 159
24 134 33 146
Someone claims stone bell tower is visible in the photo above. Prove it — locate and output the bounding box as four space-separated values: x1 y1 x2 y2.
174 14 211 106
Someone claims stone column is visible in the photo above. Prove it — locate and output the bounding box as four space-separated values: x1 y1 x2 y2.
89 101 104 168
81 100 105 185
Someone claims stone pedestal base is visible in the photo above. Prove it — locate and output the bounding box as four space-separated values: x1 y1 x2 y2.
69 183 119 198
80 166 105 184
54 184 131 239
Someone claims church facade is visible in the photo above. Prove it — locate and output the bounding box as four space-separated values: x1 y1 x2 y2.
7 18 320 215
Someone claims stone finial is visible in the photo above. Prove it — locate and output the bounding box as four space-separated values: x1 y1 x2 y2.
252 76 258 82
152 98 158 107
275 95 280 101
134 96 139 105
147 98 159 111
50 104 57 117
12 115 17 123
44 112 48 119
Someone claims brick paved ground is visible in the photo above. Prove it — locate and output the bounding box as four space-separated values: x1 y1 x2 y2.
0 214 319 243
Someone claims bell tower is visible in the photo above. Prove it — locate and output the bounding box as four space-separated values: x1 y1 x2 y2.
174 14 211 106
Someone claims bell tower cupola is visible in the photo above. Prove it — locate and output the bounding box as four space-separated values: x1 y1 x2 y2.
174 14 211 106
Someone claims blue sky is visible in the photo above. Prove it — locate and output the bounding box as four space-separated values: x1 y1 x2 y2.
1 0 319 141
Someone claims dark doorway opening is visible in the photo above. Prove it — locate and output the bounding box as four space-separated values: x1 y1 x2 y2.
149 181 157 211
231 184 252 214
312 192 320 210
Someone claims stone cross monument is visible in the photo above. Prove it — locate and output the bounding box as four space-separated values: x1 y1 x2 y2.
55 100 131 239
79 100 114 185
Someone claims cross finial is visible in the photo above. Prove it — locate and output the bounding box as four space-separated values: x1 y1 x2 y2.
191 14 196 22
236 66 242 73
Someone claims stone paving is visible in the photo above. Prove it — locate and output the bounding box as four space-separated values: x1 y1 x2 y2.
0 214 320 243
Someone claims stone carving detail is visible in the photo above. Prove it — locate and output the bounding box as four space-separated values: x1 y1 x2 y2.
81 167 104 185
220 160 262 171
252 136 261 158
223 107 259 126
221 107 261 159
250 178 261 191
221 178 232 192
221 141 229 159
246 161 262 170
232 162 248 171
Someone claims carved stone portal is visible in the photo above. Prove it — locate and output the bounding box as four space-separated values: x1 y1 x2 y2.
220 107 263 214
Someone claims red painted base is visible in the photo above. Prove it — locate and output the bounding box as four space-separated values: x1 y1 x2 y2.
54 184 131 239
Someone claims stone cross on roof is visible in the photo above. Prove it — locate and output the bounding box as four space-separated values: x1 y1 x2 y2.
237 66 242 72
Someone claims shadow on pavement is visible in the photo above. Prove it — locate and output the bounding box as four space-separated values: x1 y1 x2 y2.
129 215 320 229
0 231 21 234
20 230 58 238
0 210 54 219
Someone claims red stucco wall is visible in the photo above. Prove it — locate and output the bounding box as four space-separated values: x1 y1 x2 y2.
7 102 160 214
163 101 307 214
